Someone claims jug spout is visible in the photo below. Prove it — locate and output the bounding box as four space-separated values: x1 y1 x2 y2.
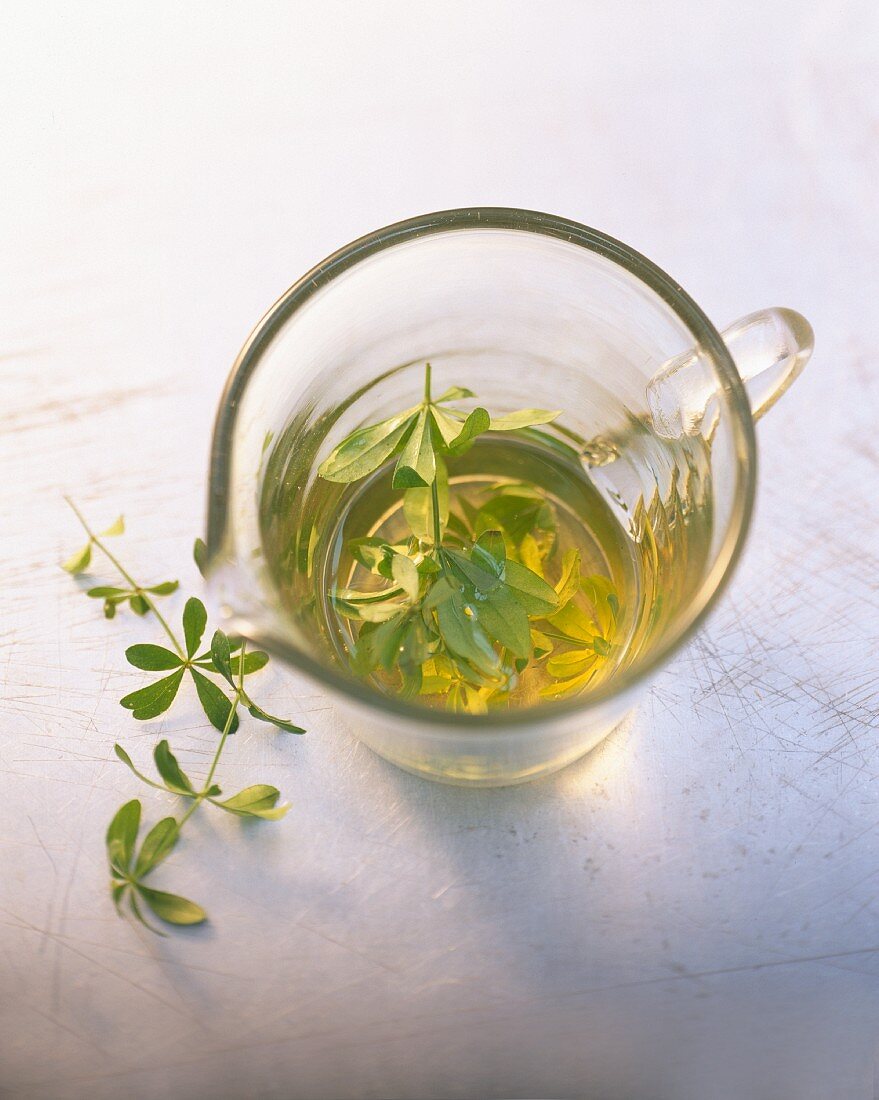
647 307 814 438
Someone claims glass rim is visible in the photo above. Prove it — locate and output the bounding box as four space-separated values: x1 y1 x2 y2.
207 207 757 731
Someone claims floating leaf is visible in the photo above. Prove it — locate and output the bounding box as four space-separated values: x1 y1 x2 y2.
435 591 501 680
503 560 559 616
488 409 560 432
477 586 531 658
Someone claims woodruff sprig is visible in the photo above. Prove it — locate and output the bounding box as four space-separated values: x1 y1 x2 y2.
319 363 622 711
63 500 304 933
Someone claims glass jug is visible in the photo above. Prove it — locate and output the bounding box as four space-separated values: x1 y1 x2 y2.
204 208 813 786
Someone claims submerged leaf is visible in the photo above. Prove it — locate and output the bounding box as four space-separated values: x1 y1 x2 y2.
393 407 436 488
488 409 560 432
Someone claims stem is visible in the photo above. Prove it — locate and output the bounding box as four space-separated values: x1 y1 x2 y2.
64 497 185 658
424 361 432 403
430 477 443 550
179 642 247 828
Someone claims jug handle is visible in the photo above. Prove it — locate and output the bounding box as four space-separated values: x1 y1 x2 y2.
646 307 814 437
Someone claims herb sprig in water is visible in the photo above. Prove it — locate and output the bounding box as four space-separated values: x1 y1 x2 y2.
319 365 622 712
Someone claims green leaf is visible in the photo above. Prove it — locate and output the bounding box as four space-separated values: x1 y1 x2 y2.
103 600 117 619
428 405 465 448
477 586 531 658
554 549 582 610
318 408 418 483
391 553 420 602
246 700 305 734
146 580 179 596
182 597 207 658
114 743 165 790
448 407 490 452
62 542 92 574
403 456 449 542
136 885 207 926
392 408 436 489
471 530 506 578
120 669 185 720
226 651 268 676
190 669 239 733
134 818 179 878
125 644 182 671
153 740 195 795
435 591 502 680
488 409 560 432
503 560 559 616
530 627 554 658
106 800 141 874
348 537 389 573
211 784 290 820
193 537 208 577
129 594 149 615
111 881 128 915
546 649 598 678
355 612 410 673
86 586 127 598
581 574 619 636
209 629 233 685
101 515 125 537
435 385 475 403
593 636 611 657
539 666 598 700
546 600 598 644
442 548 503 594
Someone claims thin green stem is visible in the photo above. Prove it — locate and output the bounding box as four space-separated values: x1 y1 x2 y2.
430 477 443 549
424 361 432 403
64 497 185 658
178 646 246 828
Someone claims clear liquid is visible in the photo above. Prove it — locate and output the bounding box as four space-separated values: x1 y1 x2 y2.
260 397 714 714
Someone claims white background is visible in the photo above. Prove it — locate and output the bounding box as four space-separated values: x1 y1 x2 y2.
2 2 878 1097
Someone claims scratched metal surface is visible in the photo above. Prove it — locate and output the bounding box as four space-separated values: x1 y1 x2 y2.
1 3 878 1098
